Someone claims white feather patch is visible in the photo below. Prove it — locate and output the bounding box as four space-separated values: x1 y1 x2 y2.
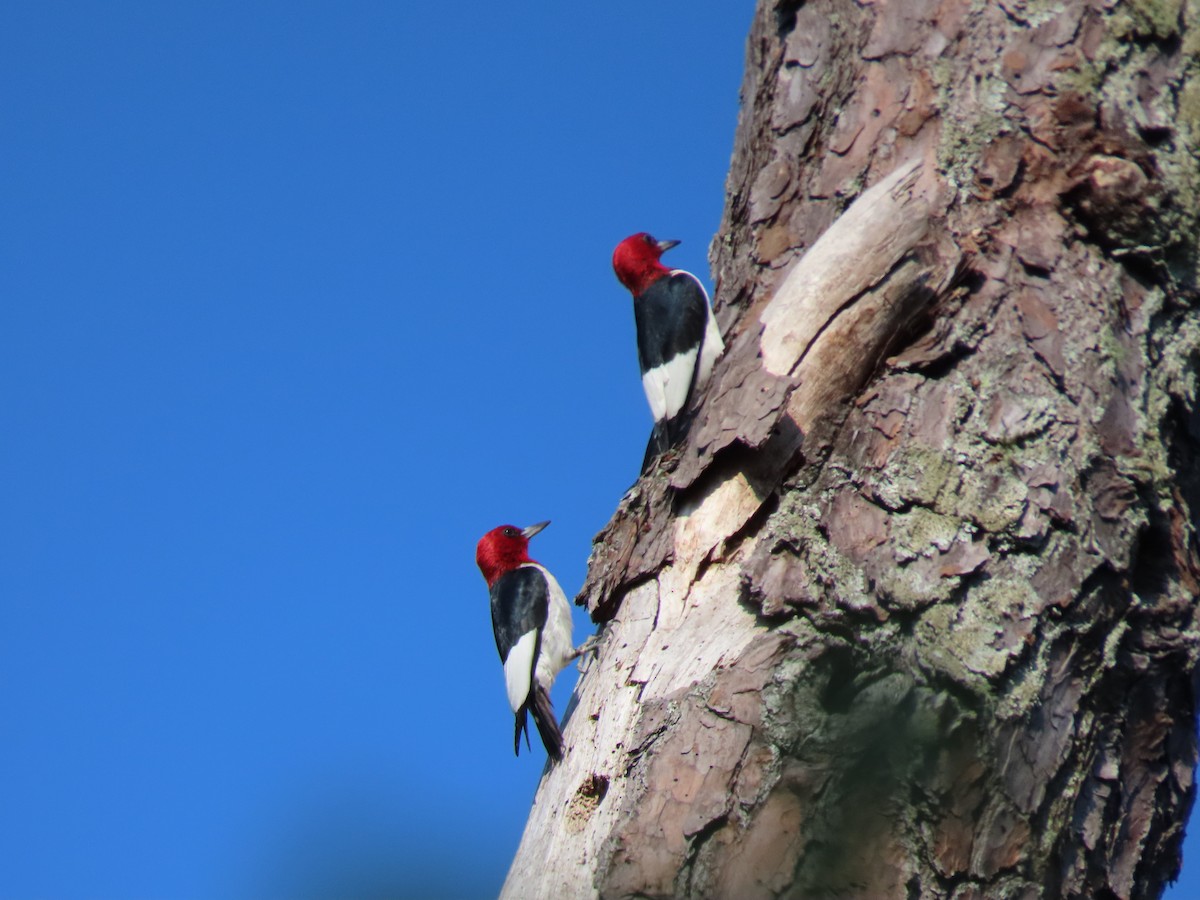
641 271 724 424
642 348 699 423
503 630 538 712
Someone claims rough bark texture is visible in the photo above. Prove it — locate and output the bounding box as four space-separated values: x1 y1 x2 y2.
503 1 1200 898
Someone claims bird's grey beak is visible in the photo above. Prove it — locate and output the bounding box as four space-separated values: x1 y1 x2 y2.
656 239 681 253
522 521 550 539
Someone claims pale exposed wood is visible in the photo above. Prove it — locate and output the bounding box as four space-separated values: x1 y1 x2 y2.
501 486 770 899
759 157 932 377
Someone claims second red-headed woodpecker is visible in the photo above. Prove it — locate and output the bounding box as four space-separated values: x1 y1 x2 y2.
475 520 593 762
613 233 725 472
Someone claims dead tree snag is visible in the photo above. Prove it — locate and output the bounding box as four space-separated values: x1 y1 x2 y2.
503 2 1200 898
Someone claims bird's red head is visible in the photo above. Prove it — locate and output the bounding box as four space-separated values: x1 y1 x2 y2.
612 233 680 296
476 521 549 587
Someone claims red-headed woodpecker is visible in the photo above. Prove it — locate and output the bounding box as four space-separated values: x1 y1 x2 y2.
613 233 725 472
475 520 591 762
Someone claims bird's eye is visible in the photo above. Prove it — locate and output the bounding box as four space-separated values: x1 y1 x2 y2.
504 527 518 537
643 234 656 245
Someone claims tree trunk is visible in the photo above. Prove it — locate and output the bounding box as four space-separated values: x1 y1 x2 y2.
503 1 1200 897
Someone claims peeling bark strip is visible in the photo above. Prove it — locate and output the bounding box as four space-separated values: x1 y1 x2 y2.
504 1 1200 898
758 158 935 377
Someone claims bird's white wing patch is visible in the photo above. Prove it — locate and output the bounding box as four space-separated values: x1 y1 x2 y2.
640 365 669 422
503 629 538 712
642 348 698 422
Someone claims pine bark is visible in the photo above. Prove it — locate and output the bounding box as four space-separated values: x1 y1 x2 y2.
503 2 1200 898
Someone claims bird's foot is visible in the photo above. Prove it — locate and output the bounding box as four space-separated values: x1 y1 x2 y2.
573 634 601 672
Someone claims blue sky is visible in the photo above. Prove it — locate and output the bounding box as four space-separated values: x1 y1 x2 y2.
1 3 1195 898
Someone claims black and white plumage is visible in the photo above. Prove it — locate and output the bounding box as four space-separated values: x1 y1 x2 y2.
613 233 725 471
475 521 582 761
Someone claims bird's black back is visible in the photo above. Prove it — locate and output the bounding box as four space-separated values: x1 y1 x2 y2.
489 565 549 663
633 271 709 373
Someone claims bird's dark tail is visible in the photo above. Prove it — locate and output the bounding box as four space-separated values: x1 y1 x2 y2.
641 412 699 474
513 686 563 761
513 706 532 757
529 684 564 762
641 420 672 474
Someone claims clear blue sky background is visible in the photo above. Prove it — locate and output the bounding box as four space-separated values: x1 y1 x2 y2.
1 3 1195 899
